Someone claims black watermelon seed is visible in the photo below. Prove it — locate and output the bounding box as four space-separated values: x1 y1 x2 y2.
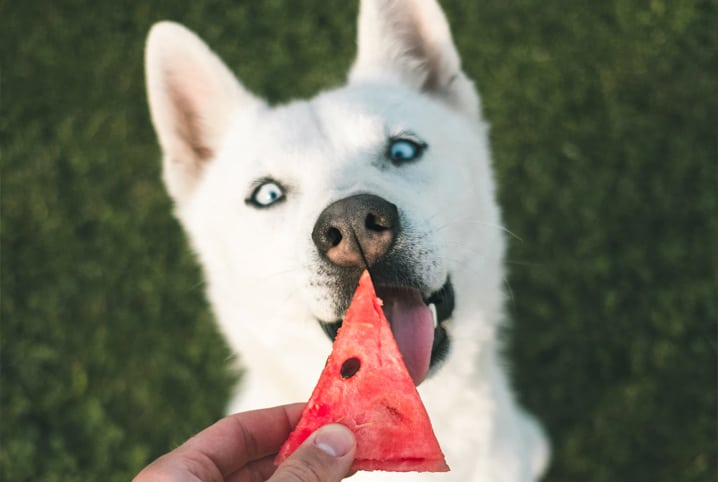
340 357 361 378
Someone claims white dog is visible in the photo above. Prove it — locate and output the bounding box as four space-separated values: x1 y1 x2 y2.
145 0 549 480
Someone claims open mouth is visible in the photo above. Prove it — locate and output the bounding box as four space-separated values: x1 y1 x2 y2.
319 277 454 386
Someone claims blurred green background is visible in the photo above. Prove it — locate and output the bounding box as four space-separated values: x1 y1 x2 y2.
2 0 716 480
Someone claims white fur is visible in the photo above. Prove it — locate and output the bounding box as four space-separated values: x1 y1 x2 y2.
145 1 549 480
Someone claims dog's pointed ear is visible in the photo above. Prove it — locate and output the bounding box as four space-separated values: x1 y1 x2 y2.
349 0 479 119
145 22 263 203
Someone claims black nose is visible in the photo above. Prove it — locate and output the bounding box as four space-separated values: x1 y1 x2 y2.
312 194 400 268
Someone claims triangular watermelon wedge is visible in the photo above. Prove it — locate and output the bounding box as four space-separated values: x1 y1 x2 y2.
275 270 449 472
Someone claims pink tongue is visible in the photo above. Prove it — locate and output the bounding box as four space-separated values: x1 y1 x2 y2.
377 287 435 386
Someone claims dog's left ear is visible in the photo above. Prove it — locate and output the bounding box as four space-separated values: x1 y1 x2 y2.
349 0 479 119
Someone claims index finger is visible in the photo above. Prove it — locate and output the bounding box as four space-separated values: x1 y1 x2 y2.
179 403 306 477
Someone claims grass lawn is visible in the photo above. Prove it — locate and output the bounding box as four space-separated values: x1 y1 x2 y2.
2 0 715 480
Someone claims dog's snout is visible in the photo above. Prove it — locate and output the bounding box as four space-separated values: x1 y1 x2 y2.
312 194 399 267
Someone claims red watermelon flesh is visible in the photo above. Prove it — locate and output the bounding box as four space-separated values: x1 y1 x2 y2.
275 270 449 472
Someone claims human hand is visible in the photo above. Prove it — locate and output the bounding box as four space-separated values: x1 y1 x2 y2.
134 403 356 482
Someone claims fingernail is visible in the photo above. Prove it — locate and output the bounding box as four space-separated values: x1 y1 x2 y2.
313 424 354 457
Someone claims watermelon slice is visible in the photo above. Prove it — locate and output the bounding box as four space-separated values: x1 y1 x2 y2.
275 270 449 472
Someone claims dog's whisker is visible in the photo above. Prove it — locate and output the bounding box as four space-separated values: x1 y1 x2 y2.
504 259 548 268
433 218 525 243
427 209 523 240
502 275 516 304
188 279 207 292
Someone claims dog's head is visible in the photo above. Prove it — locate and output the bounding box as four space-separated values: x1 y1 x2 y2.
145 0 504 387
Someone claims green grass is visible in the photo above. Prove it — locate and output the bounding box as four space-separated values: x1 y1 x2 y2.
2 1 716 480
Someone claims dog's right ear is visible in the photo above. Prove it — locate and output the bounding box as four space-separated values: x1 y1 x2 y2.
349 0 479 120
145 22 263 203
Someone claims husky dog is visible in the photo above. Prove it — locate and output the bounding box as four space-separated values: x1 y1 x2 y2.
145 0 549 480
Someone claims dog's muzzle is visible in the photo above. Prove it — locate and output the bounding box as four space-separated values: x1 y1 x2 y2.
312 193 454 385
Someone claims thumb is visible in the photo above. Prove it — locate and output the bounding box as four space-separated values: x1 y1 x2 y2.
269 424 356 482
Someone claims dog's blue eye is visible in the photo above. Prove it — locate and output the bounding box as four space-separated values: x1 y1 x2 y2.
388 138 426 164
248 180 285 208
